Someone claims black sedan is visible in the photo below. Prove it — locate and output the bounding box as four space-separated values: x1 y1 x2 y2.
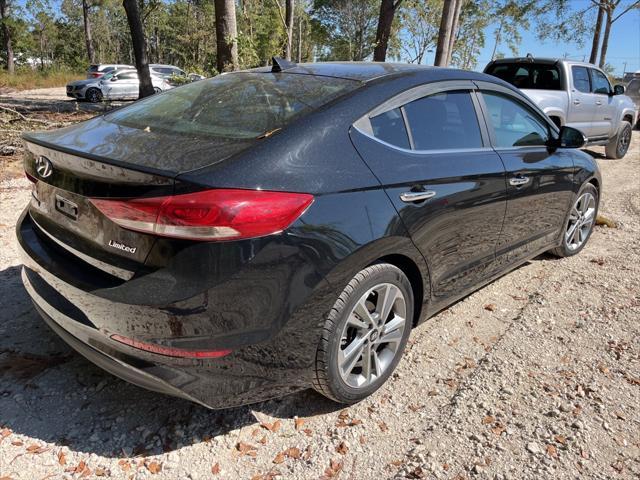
17 60 600 409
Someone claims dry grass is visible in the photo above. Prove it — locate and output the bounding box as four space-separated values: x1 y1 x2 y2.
0 69 85 92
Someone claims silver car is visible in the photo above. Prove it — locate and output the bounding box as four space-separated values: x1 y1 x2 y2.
99 70 172 101
67 69 128 103
626 77 640 126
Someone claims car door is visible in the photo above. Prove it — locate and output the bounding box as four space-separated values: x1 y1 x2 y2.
568 65 596 137
589 68 616 138
475 82 575 267
350 81 507 301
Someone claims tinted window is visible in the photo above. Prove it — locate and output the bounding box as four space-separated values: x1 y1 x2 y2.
591 69 611 94
483 92 549 147
106 73 360 139
370 108 410 148
117 73 138 80
485 63 561 90
572 66 591 93
403 91 482 150
628 79 640 93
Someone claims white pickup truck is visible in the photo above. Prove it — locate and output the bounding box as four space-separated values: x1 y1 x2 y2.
484 57 638 159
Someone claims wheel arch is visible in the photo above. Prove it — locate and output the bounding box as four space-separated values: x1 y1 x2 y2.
370 253 426 328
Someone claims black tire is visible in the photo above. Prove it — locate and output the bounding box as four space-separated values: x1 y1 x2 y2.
153 87 162 94
86 88 102 103
550 182 599 258
313 263 414 404
604 121 632 159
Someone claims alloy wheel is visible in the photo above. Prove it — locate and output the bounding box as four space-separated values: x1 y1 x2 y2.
565 192 596 251
338 283 407 389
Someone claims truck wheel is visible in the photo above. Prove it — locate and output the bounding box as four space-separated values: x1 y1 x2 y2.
605 121 632 159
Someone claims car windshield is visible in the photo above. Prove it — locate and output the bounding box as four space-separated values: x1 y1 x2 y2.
486 63 562 90
104 72 361 139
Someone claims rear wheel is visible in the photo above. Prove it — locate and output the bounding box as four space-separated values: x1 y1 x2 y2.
605 121 632 159
86 88 102 103
550 183 599 257
313 263 413 404
153 87 162 94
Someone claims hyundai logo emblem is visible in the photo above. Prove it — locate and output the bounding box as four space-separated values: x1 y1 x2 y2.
35 156 53 179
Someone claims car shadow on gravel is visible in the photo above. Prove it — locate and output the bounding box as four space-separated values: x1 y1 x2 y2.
0 265 340 458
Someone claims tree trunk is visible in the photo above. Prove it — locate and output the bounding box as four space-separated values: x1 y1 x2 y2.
373 0 401 62
445 0 463 66
589 1 604 64
0 0 14 74
284 0 294 61
214 0 238 72
297 15 303 63
82 0 96 64
599 5 612 68
122 0 154 98
434 0 455 66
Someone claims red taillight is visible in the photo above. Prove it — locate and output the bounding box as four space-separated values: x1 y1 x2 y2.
111 334 232 358
90 189 314 241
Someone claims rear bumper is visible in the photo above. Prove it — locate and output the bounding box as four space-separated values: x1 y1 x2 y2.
16 208 327 408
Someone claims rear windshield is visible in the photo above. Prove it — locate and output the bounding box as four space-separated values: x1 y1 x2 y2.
486 63 562 90
88 65 99 72
104 72 361 139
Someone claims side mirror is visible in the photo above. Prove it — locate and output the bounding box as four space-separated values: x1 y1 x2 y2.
558 126 587 148
110 77 117 82
613 84 625 95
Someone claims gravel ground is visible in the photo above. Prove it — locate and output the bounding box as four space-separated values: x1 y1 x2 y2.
0 135 638 480
0 87 70 101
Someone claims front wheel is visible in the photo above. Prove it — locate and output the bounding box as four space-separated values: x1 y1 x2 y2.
153 87 162 94
605 121 632 159
313 263 413 404
85 88 102 103
550 183 599 257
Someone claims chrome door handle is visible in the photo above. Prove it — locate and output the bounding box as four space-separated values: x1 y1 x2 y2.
595 100 602 105
509 176 530 187
573 99 581 105
399 190 436 203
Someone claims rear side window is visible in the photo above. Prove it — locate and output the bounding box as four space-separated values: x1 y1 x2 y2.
485 63 561 90
482 92 549 147
105 73 360 139
590 69 611 94
370 108 410 148
628 79 640 92
117 73 138 80
404 91 482 150
572 66 591 93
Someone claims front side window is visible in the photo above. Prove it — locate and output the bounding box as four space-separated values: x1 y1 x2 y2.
370 108 410 149
572 66 591 93
482 92 549 147
117 73 138 81
403 91 483 150
590 69 611 94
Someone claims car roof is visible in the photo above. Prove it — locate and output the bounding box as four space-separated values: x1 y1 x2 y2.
248 61 487 83
488 57 603 70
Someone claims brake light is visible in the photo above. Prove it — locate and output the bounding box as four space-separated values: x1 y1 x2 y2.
90 189 314 241
111 334 232 358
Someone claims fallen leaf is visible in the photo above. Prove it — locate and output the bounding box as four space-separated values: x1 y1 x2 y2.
211 462 221 475
302 428 313 437
258 435 267 445
580 449 589 460
273 452 286 464
260 420 282 433
378 421 389 432
323 458 343 478
57 450 67 465
11 441 23 446
408 404 422 412
554 435 566 445
236 442 258 457
336 441 349 455
590 257 605 266
95 467 107 477
118 460 131 472
359 435 366 445
26 444 48 454
0 428 11 440
484 303 497 312
146 462 161 474
491 423 505 436
546 444 558 458
285 447 301 459
482 415 495 425
294 417 305 430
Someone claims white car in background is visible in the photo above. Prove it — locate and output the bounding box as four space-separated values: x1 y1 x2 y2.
99 69 173 101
